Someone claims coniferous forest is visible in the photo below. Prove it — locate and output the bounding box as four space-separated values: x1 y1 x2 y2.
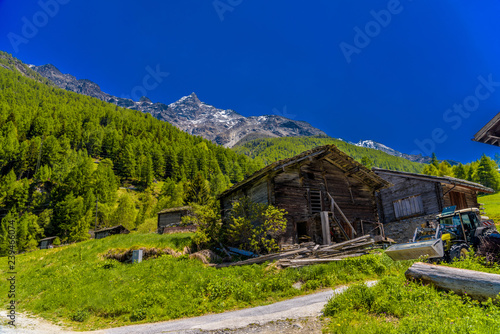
0 55 263 254
1 51 499 256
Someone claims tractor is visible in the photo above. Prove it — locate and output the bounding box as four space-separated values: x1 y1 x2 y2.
385 206 499 262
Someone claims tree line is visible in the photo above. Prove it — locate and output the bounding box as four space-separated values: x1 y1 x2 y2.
233 136 425 173
0 58 262 254
422 153 500 191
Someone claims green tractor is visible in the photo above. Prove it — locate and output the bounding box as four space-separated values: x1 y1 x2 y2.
385 206 498 262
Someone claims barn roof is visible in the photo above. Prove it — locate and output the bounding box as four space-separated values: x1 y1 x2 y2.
373 168 494 193
473 112 500 146
95 225 130 234
219 145 391 198
39 236 57 242
157 206 192 215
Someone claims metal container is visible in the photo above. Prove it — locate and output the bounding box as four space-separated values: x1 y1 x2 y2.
132 249 143 264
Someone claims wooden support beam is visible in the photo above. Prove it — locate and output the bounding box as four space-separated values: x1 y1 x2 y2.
331 196 357 236
320 211 332 245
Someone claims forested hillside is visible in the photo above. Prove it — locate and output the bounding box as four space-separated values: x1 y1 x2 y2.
234 137 426 173
0 54 262 254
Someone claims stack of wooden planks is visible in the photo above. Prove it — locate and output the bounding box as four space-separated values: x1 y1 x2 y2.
213 234 385 269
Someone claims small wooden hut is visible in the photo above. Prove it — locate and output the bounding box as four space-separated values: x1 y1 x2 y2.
39 236 57 249
219 145 391 245
157 206 194 234
94 225 130 239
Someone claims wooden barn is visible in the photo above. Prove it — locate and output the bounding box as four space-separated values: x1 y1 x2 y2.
94 225 130 239
157 206 195 234
373 168 493 222
219 145 391 245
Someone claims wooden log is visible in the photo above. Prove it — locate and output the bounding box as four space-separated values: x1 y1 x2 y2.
318 235 371 252
214 247 310 268
277 253 367 268
405 262 500 301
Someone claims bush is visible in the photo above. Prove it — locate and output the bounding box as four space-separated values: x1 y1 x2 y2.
52 237 60 246
226 197 287 254
70 309 90 322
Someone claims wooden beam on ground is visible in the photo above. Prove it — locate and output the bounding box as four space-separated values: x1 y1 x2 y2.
319 235 372 252
405 262 500 301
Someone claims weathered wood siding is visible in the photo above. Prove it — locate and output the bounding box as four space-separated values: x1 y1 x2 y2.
273 169 308 243
442 185 479 209
376 174 441 223
220 179 269 214
158 212 183 229
272 159 379 243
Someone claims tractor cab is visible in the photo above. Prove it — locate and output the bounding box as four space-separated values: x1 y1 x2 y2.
436 207 484 246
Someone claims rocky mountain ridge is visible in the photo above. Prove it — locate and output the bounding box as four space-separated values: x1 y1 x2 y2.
20 60 434 161
30 64 326 147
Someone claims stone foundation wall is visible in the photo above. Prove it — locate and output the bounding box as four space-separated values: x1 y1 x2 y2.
383 214 437 243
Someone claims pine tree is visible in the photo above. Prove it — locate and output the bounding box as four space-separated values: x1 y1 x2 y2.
453 163 467 180
476 155 500 190
184 173 212 205
422 164 439 176
438 161 453 177
430 153 439 168
93 159 118 204
110 194 137 230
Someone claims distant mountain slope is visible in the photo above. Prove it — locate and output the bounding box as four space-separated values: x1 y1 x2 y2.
352 139 459 166
233 137 426 173
352 139 431 163
30 63 326 147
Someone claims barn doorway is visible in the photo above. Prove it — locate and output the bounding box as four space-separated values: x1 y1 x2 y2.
449 191 467 210
297 222 309 243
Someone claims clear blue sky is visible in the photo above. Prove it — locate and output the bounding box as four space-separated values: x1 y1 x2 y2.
1 0 500 163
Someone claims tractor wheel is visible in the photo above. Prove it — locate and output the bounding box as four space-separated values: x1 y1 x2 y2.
449 243 469 262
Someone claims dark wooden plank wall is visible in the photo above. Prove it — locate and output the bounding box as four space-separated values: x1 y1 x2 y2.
442 185 479 209
376 174 441 223
273 170 308 243
273 159 379 243
319 160 379 231
221 180 269 213
158 212 183 228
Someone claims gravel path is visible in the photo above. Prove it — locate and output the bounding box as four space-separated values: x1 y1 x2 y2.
0 281 377 334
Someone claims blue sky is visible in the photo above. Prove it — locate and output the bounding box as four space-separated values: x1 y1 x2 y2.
1 0 500 163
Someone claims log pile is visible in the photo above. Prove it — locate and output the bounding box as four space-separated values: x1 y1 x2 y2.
214 234 387 269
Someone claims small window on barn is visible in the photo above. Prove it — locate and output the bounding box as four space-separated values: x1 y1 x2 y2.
393 195 424 219
304 172 315 180
309 190 322 213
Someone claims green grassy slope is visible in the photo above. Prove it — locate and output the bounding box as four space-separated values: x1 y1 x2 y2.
479 192 500 226
233 137 425 173
323 256 500 333
0 233 408 330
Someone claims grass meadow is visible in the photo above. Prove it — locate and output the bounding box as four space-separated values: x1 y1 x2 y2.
0 232 409 330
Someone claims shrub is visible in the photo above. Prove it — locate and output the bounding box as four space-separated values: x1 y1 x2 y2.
70 309 90 322
226 197 287 254
52 237 61 246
